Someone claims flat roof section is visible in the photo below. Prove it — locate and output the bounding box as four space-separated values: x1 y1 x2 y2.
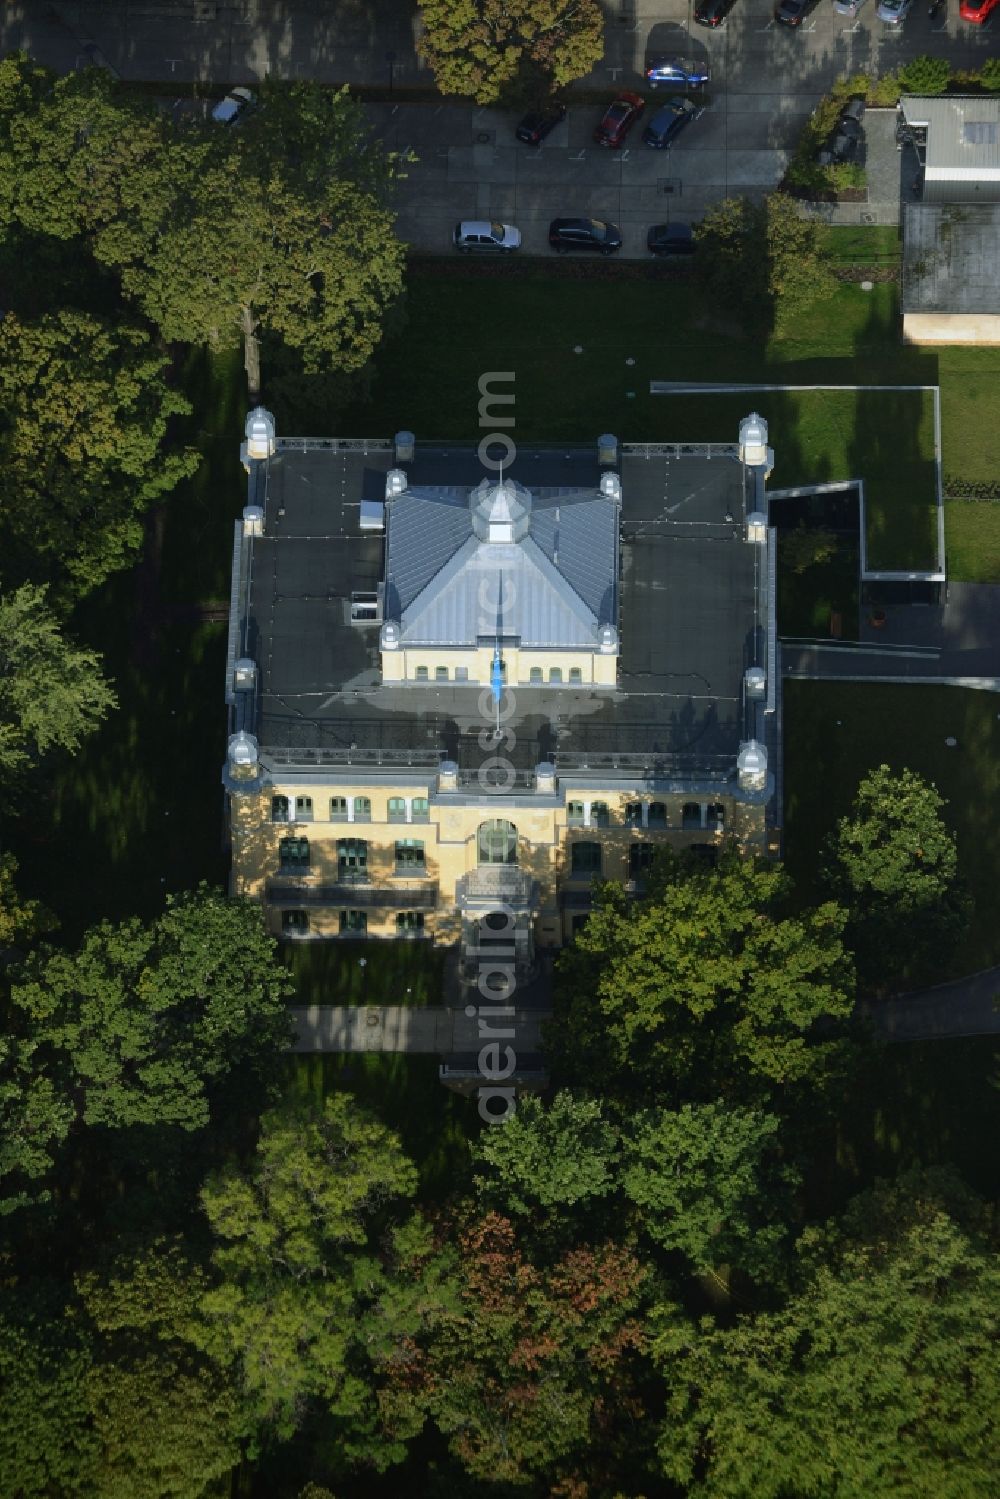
902 202 1000 315
242 441 761 777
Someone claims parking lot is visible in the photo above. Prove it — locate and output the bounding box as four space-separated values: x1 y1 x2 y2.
3 0 996 253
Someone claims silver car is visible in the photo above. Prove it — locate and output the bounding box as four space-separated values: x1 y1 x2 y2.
833 0 867 14
453 221 522 254
876 0 911 21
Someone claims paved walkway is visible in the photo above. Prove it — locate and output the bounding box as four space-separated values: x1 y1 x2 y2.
290 1004 547 1053
290 973 1000 1054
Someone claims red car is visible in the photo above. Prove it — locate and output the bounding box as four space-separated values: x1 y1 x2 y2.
959 0 998 20
593 92 645 148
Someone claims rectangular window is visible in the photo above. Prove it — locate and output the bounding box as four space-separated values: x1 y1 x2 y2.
294 795 313 822
338 838 368 878
279 836 310 873
629 843 655 876
415 666 429 681
647 802 667 829
625 801 643 827
340 910 367 935
271 795 289 823
329 796 348 820
281 909 309 934
571 841 602 876
411 797 430 823
396 911 425 935
455 666 469 682
590 801 611 828
569 667 582 684
529 666 543 683
549 667 563 683
567 800 585 827
395 839 425 873
435 666 448 682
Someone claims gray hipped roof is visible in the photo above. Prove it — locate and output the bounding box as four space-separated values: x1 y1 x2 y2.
384 480 618 648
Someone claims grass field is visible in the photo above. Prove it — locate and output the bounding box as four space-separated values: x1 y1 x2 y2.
281 938 444 1007
783 680 1000 974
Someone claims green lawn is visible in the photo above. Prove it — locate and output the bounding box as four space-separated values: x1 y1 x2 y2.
783 681 1000 974
341 268 939 570
944 500 1000 583
777 537 860 639
281 938 445 1007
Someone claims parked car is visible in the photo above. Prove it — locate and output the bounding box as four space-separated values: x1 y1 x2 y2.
839 97 866 126
642 97 701 149
694 0 738 25
775 0 818 24
876 0 912 21
548 218 623 255
816 130 862 166
645 55 711 88
453 221 521 255
647 223 696 257
211 86 255 124
514 103 567 145
593 92 645 147
959 0 998 21
833 0 867 13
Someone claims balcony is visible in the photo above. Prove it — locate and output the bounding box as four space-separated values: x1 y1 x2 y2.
456 866 537 909
268 881 438 909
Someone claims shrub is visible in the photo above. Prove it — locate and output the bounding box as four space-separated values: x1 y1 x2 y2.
981 58 1000 92
898 56 951 95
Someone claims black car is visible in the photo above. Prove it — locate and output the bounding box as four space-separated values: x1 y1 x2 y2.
514 103 567 145
816 130 861 166
548 217 623 256
647 223 696 257
775 0 816 22
694 0 737 25
642 97 700 149
839 97 865 127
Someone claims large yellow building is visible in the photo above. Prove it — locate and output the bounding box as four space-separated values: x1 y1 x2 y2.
223 411 778 984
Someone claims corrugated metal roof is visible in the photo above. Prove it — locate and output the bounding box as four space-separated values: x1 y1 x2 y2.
902 95 1000 179
385 481 618 648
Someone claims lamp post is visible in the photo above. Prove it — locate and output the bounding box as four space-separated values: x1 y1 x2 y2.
385 49 396 96
359 955 369 1002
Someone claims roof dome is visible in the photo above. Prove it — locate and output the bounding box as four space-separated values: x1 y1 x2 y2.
470 476 532 544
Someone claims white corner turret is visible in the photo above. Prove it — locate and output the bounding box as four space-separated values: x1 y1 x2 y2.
737 739 768 792
245 406 276 462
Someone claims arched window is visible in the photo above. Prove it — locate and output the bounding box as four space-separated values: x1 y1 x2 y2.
549 667 563 683
337 838 368 879
709 803 725 830
353 796 372 822
478 818 517 865
571 842 602 876
625 801 643 827
271 795 289 823
415 666 429 681
590 801 611 828
529 666 543 683
682 802 702 829
569 666 583 684
567 800 585 827
294 795 313 822
630 842 655 876
411 797 430 823
647 802 667 829
387 796 407 823
329 796 348 820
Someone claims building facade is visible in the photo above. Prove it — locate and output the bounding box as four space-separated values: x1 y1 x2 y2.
223 413 779 975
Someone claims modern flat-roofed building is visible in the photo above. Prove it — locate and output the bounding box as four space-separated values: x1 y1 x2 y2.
223 411 778 976
901 201 1000 345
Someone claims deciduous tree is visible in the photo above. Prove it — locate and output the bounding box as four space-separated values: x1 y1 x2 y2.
0 585 116 775
822 764 971 990
417 0 604 104
472 1090 620 1219
623 1102 799 1278
549 854 856 1105
0 313 198 599
10 886 293 1134
198 1094 418 1440
653 1169 1000 1499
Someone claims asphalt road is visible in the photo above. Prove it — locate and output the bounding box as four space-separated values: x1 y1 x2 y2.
2 1 995 249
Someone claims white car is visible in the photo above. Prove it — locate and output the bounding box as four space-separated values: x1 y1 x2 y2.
211 87 256 124
833 0 867 14
453 221 522 254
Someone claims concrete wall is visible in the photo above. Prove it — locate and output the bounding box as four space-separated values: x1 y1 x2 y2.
903 312 1000 345
380 643 617 686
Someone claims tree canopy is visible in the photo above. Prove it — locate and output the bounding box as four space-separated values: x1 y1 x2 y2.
417 0 604 104
8 886 293 1137
822 764 971 989
549 852 857 1104
695 192 835 332
472 1090 619 1218
654 1169 1000 1499
0 313 197 599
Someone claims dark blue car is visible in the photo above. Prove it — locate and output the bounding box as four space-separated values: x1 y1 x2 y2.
645 55 711 88
642 97 700 149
